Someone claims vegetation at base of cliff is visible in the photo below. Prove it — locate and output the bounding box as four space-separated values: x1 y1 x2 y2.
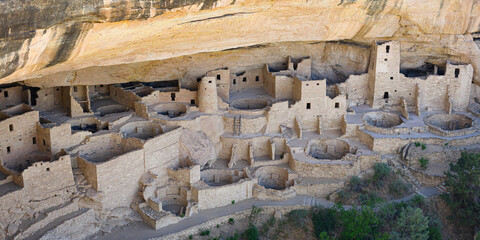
310 195 441 240
336 163 413 206
442 152 480 235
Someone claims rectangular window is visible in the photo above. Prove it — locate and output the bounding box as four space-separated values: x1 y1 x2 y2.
384 92 389 99
100 84 104 87
384 58 388 61
43 139 46 146
335 102 340 108
455 68 460 78
9 124 13 131
208 80 212 83
32 137 36 144
255 76 260 82
390 77 394 80
217 74 221 80
73 86 78 92
243 77 247 82
6 146 10 154
306 103 311 109
386 45 390 53
197 77 202 82
233 79 236 85
191 99 195 105
171 93 176 101
4 91 8 98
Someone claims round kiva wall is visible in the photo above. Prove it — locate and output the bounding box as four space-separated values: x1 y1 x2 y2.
363 111 403 128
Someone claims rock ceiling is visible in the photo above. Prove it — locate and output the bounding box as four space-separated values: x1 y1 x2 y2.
1 0 480 87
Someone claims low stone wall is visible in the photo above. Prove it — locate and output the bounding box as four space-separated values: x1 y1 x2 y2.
364 124 413 135
425 124 477 137
295 181 344 198
410 169 445 186
252 184 296 201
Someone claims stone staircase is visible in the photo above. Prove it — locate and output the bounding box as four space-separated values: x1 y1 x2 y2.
388 158 422 191
435 183 448 193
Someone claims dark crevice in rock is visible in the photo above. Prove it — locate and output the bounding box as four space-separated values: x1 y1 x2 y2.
45 23 85 68
181 12 255 24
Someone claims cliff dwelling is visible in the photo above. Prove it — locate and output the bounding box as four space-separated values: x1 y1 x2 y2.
2 0 480 239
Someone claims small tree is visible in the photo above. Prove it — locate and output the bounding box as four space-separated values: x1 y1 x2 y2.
336 204 386 239
244 223 259 240
442 152 480 234
392 206 430 240
419 157 429 169
373 163 391 186
349 176 364 192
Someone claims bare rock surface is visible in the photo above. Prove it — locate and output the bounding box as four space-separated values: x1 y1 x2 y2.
39 209 98 240
180 130 216 166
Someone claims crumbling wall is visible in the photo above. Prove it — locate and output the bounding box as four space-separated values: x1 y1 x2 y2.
338 73 369 107
109 85 141 109
167 165 200 185
20 155 74 191
0 86 24 110
34 87 63 112
0 108 38 168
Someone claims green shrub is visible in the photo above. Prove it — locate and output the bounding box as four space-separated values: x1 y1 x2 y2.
349 176 364 192
414 142 421 147
287 209 309 230
336 190 351 203
419 157 429 168
392 207 430 240
373 163 391 186
249 205 263 223
359 192 384 207
231 200 235 204
216 224 220 228
442 152 480 230
428 226 442 240
311 207 337 239
228 217 235 224
389 178 411 197
200 229 211 236
377 202 398 223
244 223 259 240
226 233 240 240
189 235 192 239
410 194 425 207
336 205 384 239
318 232 335 240
421 143 427 150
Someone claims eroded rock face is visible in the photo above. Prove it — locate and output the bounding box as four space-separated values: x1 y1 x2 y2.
179 130 216 166
1 0 480 86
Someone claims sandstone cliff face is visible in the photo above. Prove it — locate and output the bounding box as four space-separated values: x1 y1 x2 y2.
1 0 480 86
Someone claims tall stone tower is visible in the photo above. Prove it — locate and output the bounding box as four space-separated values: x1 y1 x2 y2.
198 76 218 113
367 41 401 108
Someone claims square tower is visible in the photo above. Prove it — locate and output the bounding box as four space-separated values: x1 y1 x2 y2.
368 41 401 108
